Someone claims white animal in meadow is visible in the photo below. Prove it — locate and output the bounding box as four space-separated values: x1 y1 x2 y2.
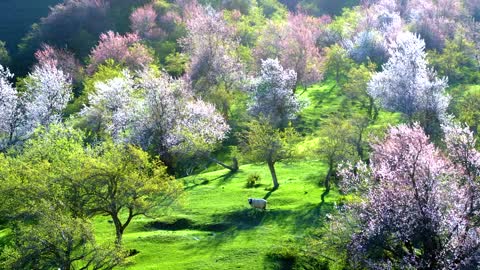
248 198 267 210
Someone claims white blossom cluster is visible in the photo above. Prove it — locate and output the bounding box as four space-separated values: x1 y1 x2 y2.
81 68 229 157
368 32 449 121
248 58 299 128
0 64 72 150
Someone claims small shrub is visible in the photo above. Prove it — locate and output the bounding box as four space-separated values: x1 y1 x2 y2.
246 173 261 188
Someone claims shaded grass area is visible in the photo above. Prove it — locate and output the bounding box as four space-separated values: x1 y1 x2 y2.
297 80 401 134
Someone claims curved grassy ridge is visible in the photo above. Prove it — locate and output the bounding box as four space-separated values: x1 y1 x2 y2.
94 161 342 269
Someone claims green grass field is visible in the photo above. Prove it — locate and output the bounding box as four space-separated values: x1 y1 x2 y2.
93 161 339 269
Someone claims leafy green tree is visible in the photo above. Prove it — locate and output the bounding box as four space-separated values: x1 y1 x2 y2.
0 126 124 269
428 35 479 85
316 118 357 202
0 125 182 246
239 118 299 189
323 44 353 86
164 51 187 77
342 63 377 119
0 208 123 270
452 87 480 134
81 142 182 245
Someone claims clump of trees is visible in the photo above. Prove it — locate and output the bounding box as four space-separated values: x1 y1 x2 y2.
2 0 480 268
80 67 230 171
0 125 182 268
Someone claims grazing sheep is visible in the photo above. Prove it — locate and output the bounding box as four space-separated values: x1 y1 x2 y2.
248 198 267 210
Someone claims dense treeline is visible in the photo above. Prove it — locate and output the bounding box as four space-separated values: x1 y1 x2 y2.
1 0 480 269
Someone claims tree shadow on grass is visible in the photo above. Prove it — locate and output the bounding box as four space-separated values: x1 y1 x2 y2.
309 84 337 106
293 202 334 232
263 186 278 200
213 170 239 186
172 201 337 258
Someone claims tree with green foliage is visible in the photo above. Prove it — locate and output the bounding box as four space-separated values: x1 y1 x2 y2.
0 125 124 269
452 87 480 134
342 63 377 119
239 118 299 189
316 118 357 202
0 124 182 246
0 208 124 270
428 35 479 85
323 44 353 86
164 51 188 77
81 141 182 245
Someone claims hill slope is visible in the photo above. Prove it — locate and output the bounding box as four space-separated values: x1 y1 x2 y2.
91 81 399 269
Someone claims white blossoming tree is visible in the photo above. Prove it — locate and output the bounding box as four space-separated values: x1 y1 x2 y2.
0 64 72 150
248 58 299 129
367 32 449 137
81 68 230 171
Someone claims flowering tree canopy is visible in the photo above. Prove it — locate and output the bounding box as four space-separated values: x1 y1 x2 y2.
248 58 299 129
81 68 229 160
339 123 480 269
130 4 164 39
34 44 82 83
25 63 73 127
0 65 20 149
0 64 72 150
368 32 449 134
255 13 328 90
181 4 245 94
87 31 154 74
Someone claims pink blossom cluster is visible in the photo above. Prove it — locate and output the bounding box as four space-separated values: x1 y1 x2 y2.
130 4 165 39
87 31 154 74
34 44 81 83
255 12 329 89
339 123 480 268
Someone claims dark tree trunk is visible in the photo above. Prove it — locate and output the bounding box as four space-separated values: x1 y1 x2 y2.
321 162 333 203
267 160 279 189
209 156 239 172
111 208 136 246
368 96 378 120
112 214 123 245
356 133 364 160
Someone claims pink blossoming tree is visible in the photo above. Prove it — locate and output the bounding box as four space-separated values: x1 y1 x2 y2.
339 123 480 269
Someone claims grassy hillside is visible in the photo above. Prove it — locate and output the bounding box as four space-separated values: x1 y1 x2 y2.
88 81 400 269
95 161 336 269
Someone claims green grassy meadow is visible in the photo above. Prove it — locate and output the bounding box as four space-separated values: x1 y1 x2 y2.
94 161 337 269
